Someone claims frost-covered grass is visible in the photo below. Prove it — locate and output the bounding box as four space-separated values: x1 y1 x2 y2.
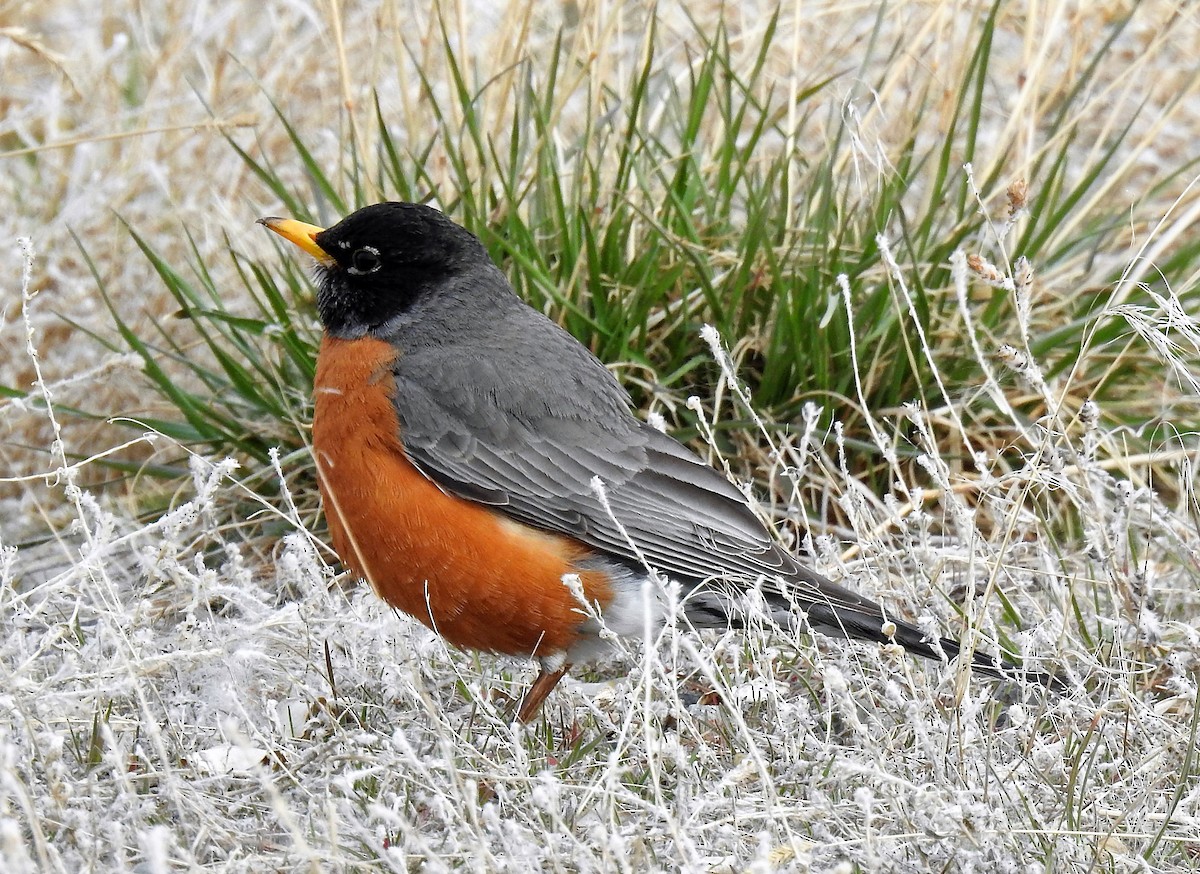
4 1 1200 871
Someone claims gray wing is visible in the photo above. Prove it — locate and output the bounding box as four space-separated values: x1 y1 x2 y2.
388 298 860 614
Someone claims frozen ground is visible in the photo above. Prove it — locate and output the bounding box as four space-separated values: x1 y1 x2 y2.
3 1 1200 870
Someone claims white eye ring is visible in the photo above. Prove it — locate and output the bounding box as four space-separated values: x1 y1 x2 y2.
348 245 382 275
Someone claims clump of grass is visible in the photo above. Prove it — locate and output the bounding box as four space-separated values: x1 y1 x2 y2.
84 224 318 465
86 3 1200 511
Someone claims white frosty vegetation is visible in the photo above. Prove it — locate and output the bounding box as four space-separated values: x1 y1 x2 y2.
5 230 1200 871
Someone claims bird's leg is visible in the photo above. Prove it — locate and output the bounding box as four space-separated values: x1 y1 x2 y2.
516 662 572 723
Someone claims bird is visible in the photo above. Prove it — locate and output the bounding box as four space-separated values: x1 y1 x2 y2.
260 201 1059 721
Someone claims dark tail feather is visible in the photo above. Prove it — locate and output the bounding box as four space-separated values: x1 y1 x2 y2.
680 567 1064 691
803 602 1065 693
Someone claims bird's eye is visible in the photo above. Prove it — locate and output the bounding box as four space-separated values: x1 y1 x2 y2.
349 247 381 274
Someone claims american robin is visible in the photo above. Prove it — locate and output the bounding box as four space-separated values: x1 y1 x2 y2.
260 202 1059 721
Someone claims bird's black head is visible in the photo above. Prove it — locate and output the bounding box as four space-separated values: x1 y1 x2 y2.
260 202 488 338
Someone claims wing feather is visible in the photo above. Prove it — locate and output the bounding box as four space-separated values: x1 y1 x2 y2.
389 317 813 596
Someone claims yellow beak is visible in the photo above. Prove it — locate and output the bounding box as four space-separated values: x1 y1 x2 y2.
258 216 334 265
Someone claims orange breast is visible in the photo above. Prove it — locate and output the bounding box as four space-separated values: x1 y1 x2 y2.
311 334 613 657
